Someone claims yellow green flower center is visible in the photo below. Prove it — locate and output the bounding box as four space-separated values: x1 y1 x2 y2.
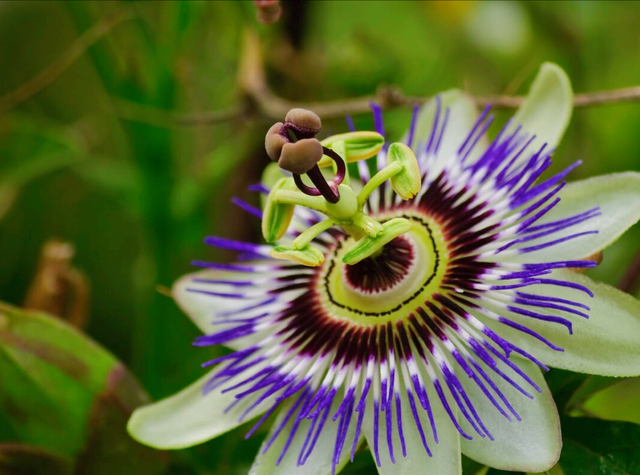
317 211 450 326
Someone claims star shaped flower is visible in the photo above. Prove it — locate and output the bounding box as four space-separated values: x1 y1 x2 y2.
128 63 640 474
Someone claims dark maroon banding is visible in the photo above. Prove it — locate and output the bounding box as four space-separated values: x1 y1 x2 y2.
344 236 414 293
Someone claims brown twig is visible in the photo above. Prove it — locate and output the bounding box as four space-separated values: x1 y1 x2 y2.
617 247 640 294
574 86 640 107
163 30 640 126
0 9 136 116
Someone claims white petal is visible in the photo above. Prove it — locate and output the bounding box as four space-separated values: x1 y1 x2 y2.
249 397 360 475
459 357 561 472
173 268 282 350
510 62 572 153
362 383 461 475
509 172 640 263
407 89 484 162
128 368 271 449
485 269 640 377
173 270 242 333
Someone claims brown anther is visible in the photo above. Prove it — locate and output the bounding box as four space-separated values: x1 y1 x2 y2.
279 138 324 174
265 122 286 162
285 108 322 135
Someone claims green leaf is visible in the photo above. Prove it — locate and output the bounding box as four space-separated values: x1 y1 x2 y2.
486 469 524 475
0 304 116 456
565 375 620 411
579 378 640 426
559 417 640 475
74 365 165 475
544 368 589 414
0 443 72 475
488 467 565 475
461 454 486 475
0 303 164 472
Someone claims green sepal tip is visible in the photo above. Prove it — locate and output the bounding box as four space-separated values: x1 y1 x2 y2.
387 142 421 200
262 178 296 243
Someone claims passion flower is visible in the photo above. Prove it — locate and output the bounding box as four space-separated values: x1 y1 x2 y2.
128 63 640 475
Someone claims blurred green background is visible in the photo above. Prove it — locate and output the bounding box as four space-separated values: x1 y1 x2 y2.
1 1 640 473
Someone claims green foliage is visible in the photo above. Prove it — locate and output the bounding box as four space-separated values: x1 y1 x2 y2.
560 418 640 475
0 444 72 475
545 370 640 475
486 469 525 475
462 454 487 475
0 302 164 473
578 378 640 426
